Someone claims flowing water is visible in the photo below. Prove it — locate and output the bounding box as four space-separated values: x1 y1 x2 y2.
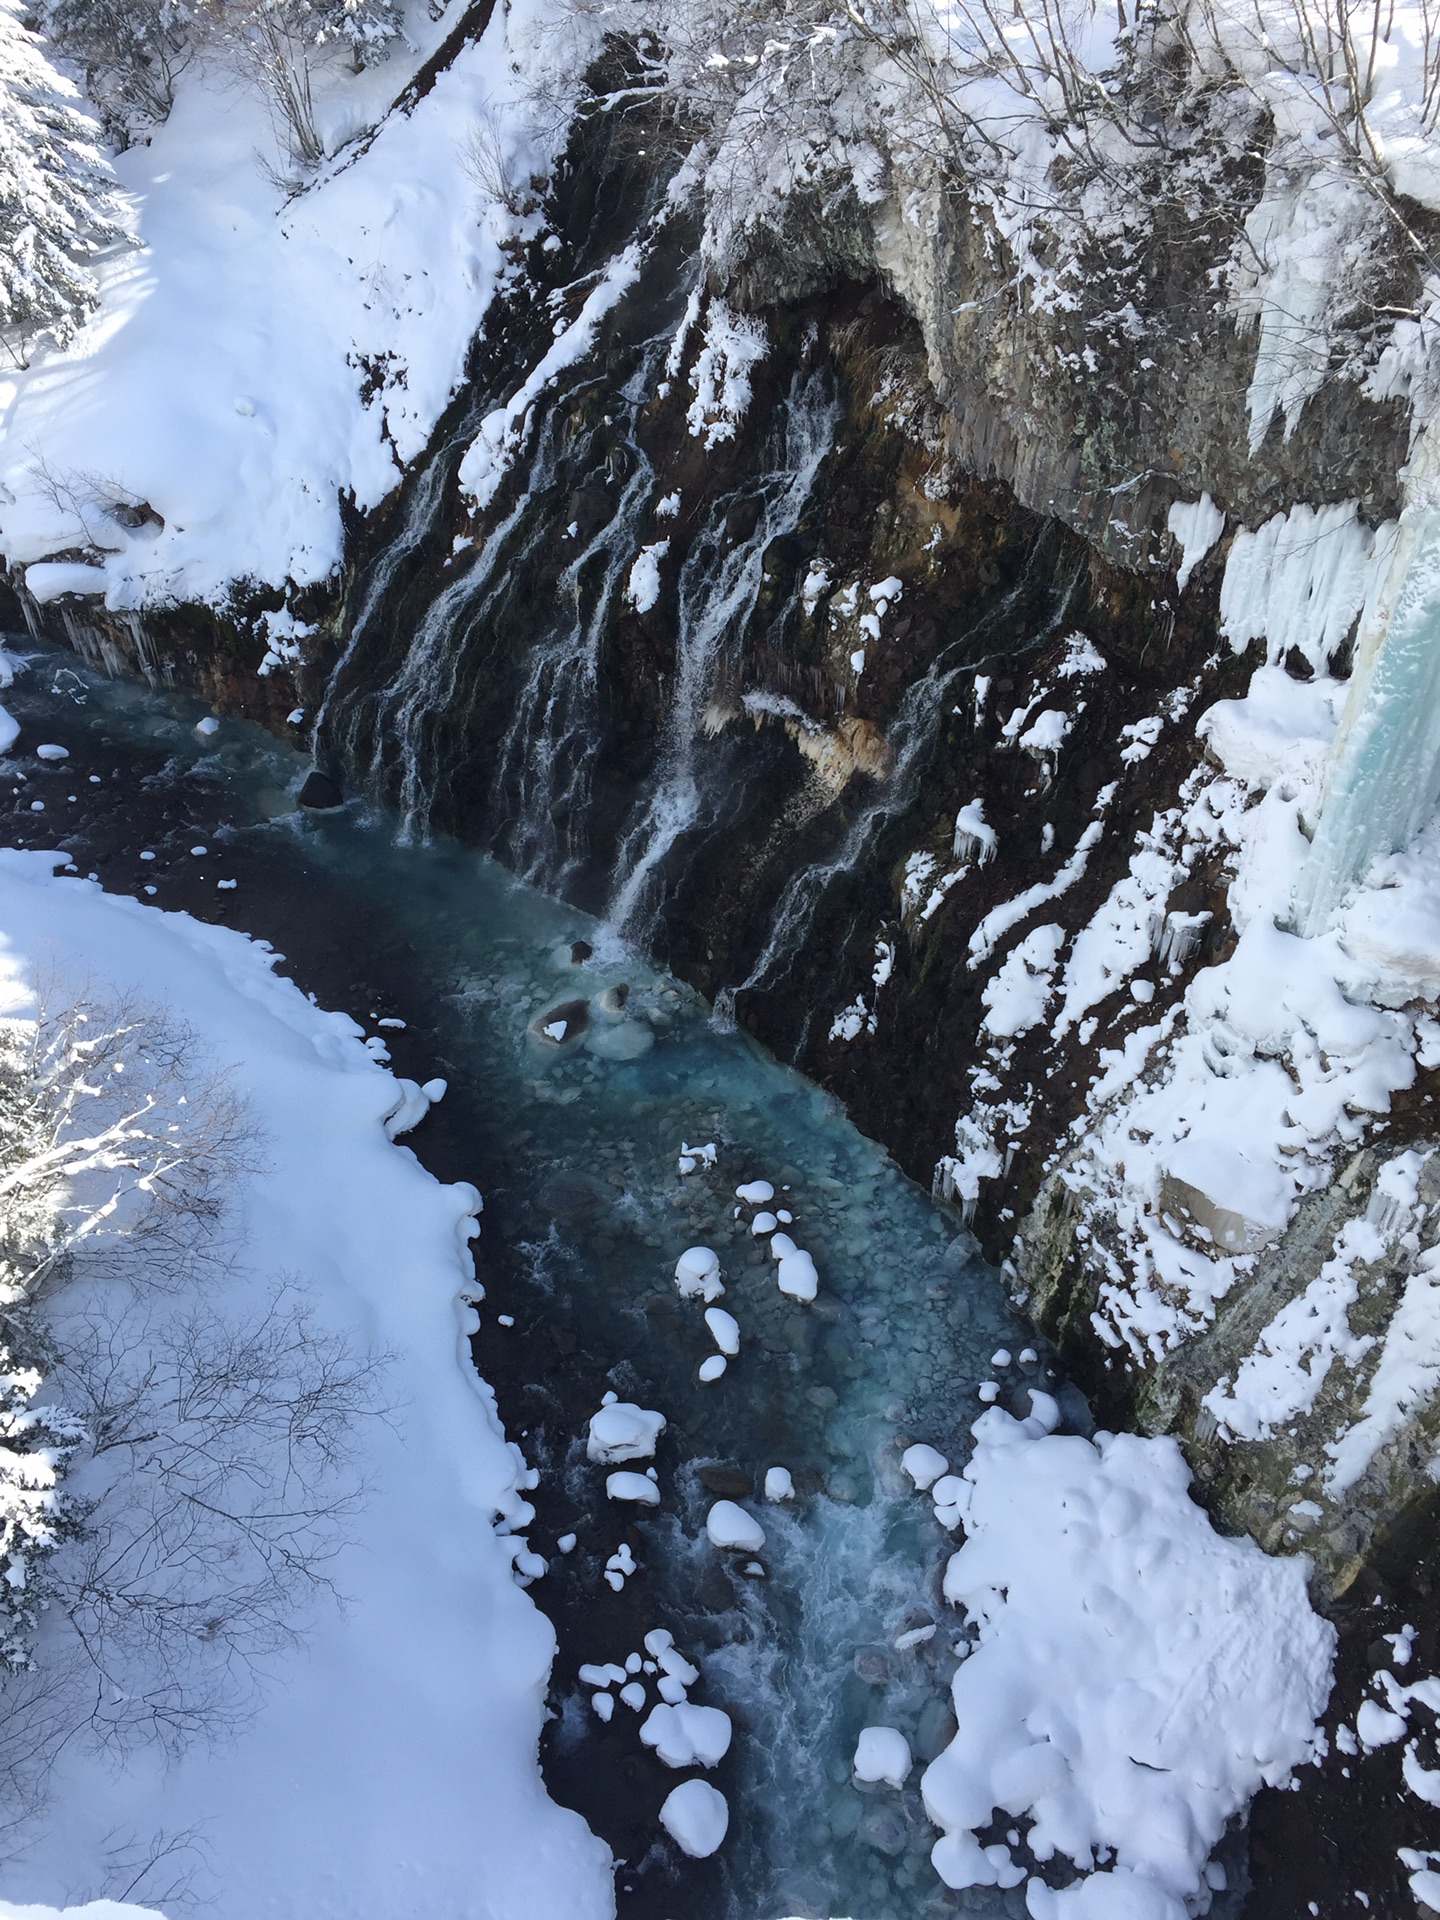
0 639 1088 1920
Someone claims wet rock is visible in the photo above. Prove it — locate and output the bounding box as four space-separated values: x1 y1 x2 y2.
858 1805 908 1856
915 1697 958 1762
697 1465 754 1498
296 769 343 810
530 997 590 1045
537 1168 608 1221
853 1645 895 1686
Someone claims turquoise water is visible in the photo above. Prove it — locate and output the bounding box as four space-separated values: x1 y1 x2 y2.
0 640 1056 1919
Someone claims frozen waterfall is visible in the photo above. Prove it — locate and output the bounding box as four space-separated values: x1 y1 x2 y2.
1293 428 1440 934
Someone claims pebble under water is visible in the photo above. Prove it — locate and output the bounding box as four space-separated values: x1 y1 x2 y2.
0 640 1106 1920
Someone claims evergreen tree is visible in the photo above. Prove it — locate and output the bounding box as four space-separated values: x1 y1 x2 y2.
0 0 125 356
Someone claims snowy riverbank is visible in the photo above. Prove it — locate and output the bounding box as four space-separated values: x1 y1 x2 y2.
0 847 612 1918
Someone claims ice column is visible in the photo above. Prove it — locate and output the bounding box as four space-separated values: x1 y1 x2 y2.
1294 423 1440 933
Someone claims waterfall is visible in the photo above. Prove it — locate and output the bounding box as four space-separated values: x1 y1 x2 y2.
489 353 662 889
308 422 474 765
603 369 842 946
717 541 1079 1051
1293 422 1440 934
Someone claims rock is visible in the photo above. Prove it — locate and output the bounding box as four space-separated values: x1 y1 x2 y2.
296 769 343 810
698 1466 756 1497
853 1645 895 1686
915 1697 958 1762
530 997 590 1045
858 1804 908 1856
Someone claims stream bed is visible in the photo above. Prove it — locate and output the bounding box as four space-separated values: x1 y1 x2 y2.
0 636 1099 1920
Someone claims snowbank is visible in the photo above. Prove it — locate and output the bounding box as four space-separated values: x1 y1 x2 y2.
0 850 610 1919
921 1408 1334 1912
0 0 597 610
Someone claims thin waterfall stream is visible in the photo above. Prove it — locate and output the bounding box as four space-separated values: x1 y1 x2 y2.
0 638 1116 1920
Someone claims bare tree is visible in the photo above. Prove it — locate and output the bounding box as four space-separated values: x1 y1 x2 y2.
0 987 390 1838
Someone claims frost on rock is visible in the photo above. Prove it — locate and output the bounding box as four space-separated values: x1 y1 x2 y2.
921 1408 1334 1911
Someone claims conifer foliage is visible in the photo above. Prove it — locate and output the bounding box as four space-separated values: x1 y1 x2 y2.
0 0 125 356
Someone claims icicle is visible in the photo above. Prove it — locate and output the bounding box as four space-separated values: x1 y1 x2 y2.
1294 420 1440 933
953 799 998 866
1158 910 1209 972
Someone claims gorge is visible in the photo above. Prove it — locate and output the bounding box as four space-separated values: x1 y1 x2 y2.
2 0 1440 1912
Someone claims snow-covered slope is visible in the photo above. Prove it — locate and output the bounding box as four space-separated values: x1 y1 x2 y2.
0 849 611 1919
0 0 590 610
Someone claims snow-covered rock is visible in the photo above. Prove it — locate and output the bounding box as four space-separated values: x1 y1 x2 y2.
853 1726 911 1788
658 1779 729 1858
921 1406 1333 1911
586 1401 666 1463
605 1471 661 1506
901 1444 949 1491
639 1701 732 1768
675 1246 724 1301
705 1500 765 1551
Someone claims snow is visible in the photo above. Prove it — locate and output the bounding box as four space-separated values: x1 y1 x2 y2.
625 540 670 614
1022 648 1436 1365
0 0 603 610
1357 1699 1408 1748
23 563 107 603
704 1306 740 1355
736 1179 774 1203
0 1908 162 1920
901 1443 950 1491
854 1725 912 1787
920 1407 1334 1914
684 298 768 450
763 1466 794 1501
968 817 1106 968
980 923 1065 1039
460 243 645 512
606 1470 661 1506
586 1400 666 1463
0 850 610 1918
777 1248 819 1301
658 1778 729 1858
953 798 998 864
0 708 16 755
698 1354 727 1382
705 1499 765 1551
1167 495 1226 594
1203 1216 1384 1442
639 1701 732 1768
674 1245 724 1301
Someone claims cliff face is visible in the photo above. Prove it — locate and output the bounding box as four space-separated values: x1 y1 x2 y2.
9 68 1440 1610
